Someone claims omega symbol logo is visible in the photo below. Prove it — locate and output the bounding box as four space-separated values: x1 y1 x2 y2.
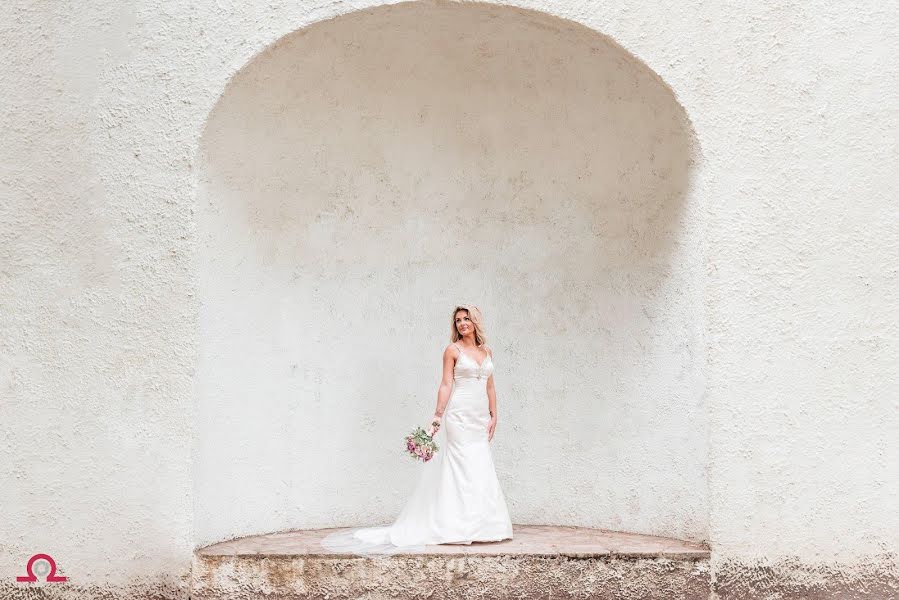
16 554 67 583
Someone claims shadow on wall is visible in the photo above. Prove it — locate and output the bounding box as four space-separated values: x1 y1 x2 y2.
195 1 703 548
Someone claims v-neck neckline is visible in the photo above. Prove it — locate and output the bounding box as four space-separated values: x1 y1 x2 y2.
456 343 489 368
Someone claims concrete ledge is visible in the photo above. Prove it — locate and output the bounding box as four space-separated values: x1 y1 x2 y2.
192 524 711 600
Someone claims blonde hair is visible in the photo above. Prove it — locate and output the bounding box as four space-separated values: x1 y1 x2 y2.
450 304 488 347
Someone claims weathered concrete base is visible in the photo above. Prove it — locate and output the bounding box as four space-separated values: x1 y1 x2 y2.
0 577 187 600
190 525 711 599
191 553 710 600
4 548 896 599
713 554 899 600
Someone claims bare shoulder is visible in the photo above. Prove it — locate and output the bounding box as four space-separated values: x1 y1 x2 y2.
483 343 493 356
444 343 460 358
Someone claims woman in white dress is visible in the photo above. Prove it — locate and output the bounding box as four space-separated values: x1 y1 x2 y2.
320 304 514 554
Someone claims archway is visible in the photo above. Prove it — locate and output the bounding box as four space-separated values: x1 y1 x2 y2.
195 1 704 549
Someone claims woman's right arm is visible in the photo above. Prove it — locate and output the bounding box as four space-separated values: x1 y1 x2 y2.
428 345 456 436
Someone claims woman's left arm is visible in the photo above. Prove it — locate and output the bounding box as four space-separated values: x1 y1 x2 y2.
486 347 498 441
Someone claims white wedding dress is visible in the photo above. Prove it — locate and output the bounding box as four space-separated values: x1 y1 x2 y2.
320 343 514 554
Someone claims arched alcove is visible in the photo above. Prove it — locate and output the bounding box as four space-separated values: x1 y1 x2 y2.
195 1 704 548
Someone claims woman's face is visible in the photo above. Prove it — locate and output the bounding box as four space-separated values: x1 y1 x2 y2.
455 311 473 337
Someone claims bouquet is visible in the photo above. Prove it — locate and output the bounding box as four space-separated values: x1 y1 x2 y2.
405 417 441 462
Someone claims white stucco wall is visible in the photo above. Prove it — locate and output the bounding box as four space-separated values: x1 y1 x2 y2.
702 3 899 567
2 0 896 593
195 2 705 549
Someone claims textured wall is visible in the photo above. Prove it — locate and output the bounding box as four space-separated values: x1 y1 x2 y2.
195 2 704 549
698 0 899 578
698 0 899 591
2 0 897 597
0 0 198 595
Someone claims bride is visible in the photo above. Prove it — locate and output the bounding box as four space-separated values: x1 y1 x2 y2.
320 304 514 554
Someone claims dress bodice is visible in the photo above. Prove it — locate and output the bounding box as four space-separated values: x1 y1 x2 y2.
453 343 494 381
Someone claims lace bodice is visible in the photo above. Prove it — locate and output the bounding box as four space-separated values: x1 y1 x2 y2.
453 343 494 381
